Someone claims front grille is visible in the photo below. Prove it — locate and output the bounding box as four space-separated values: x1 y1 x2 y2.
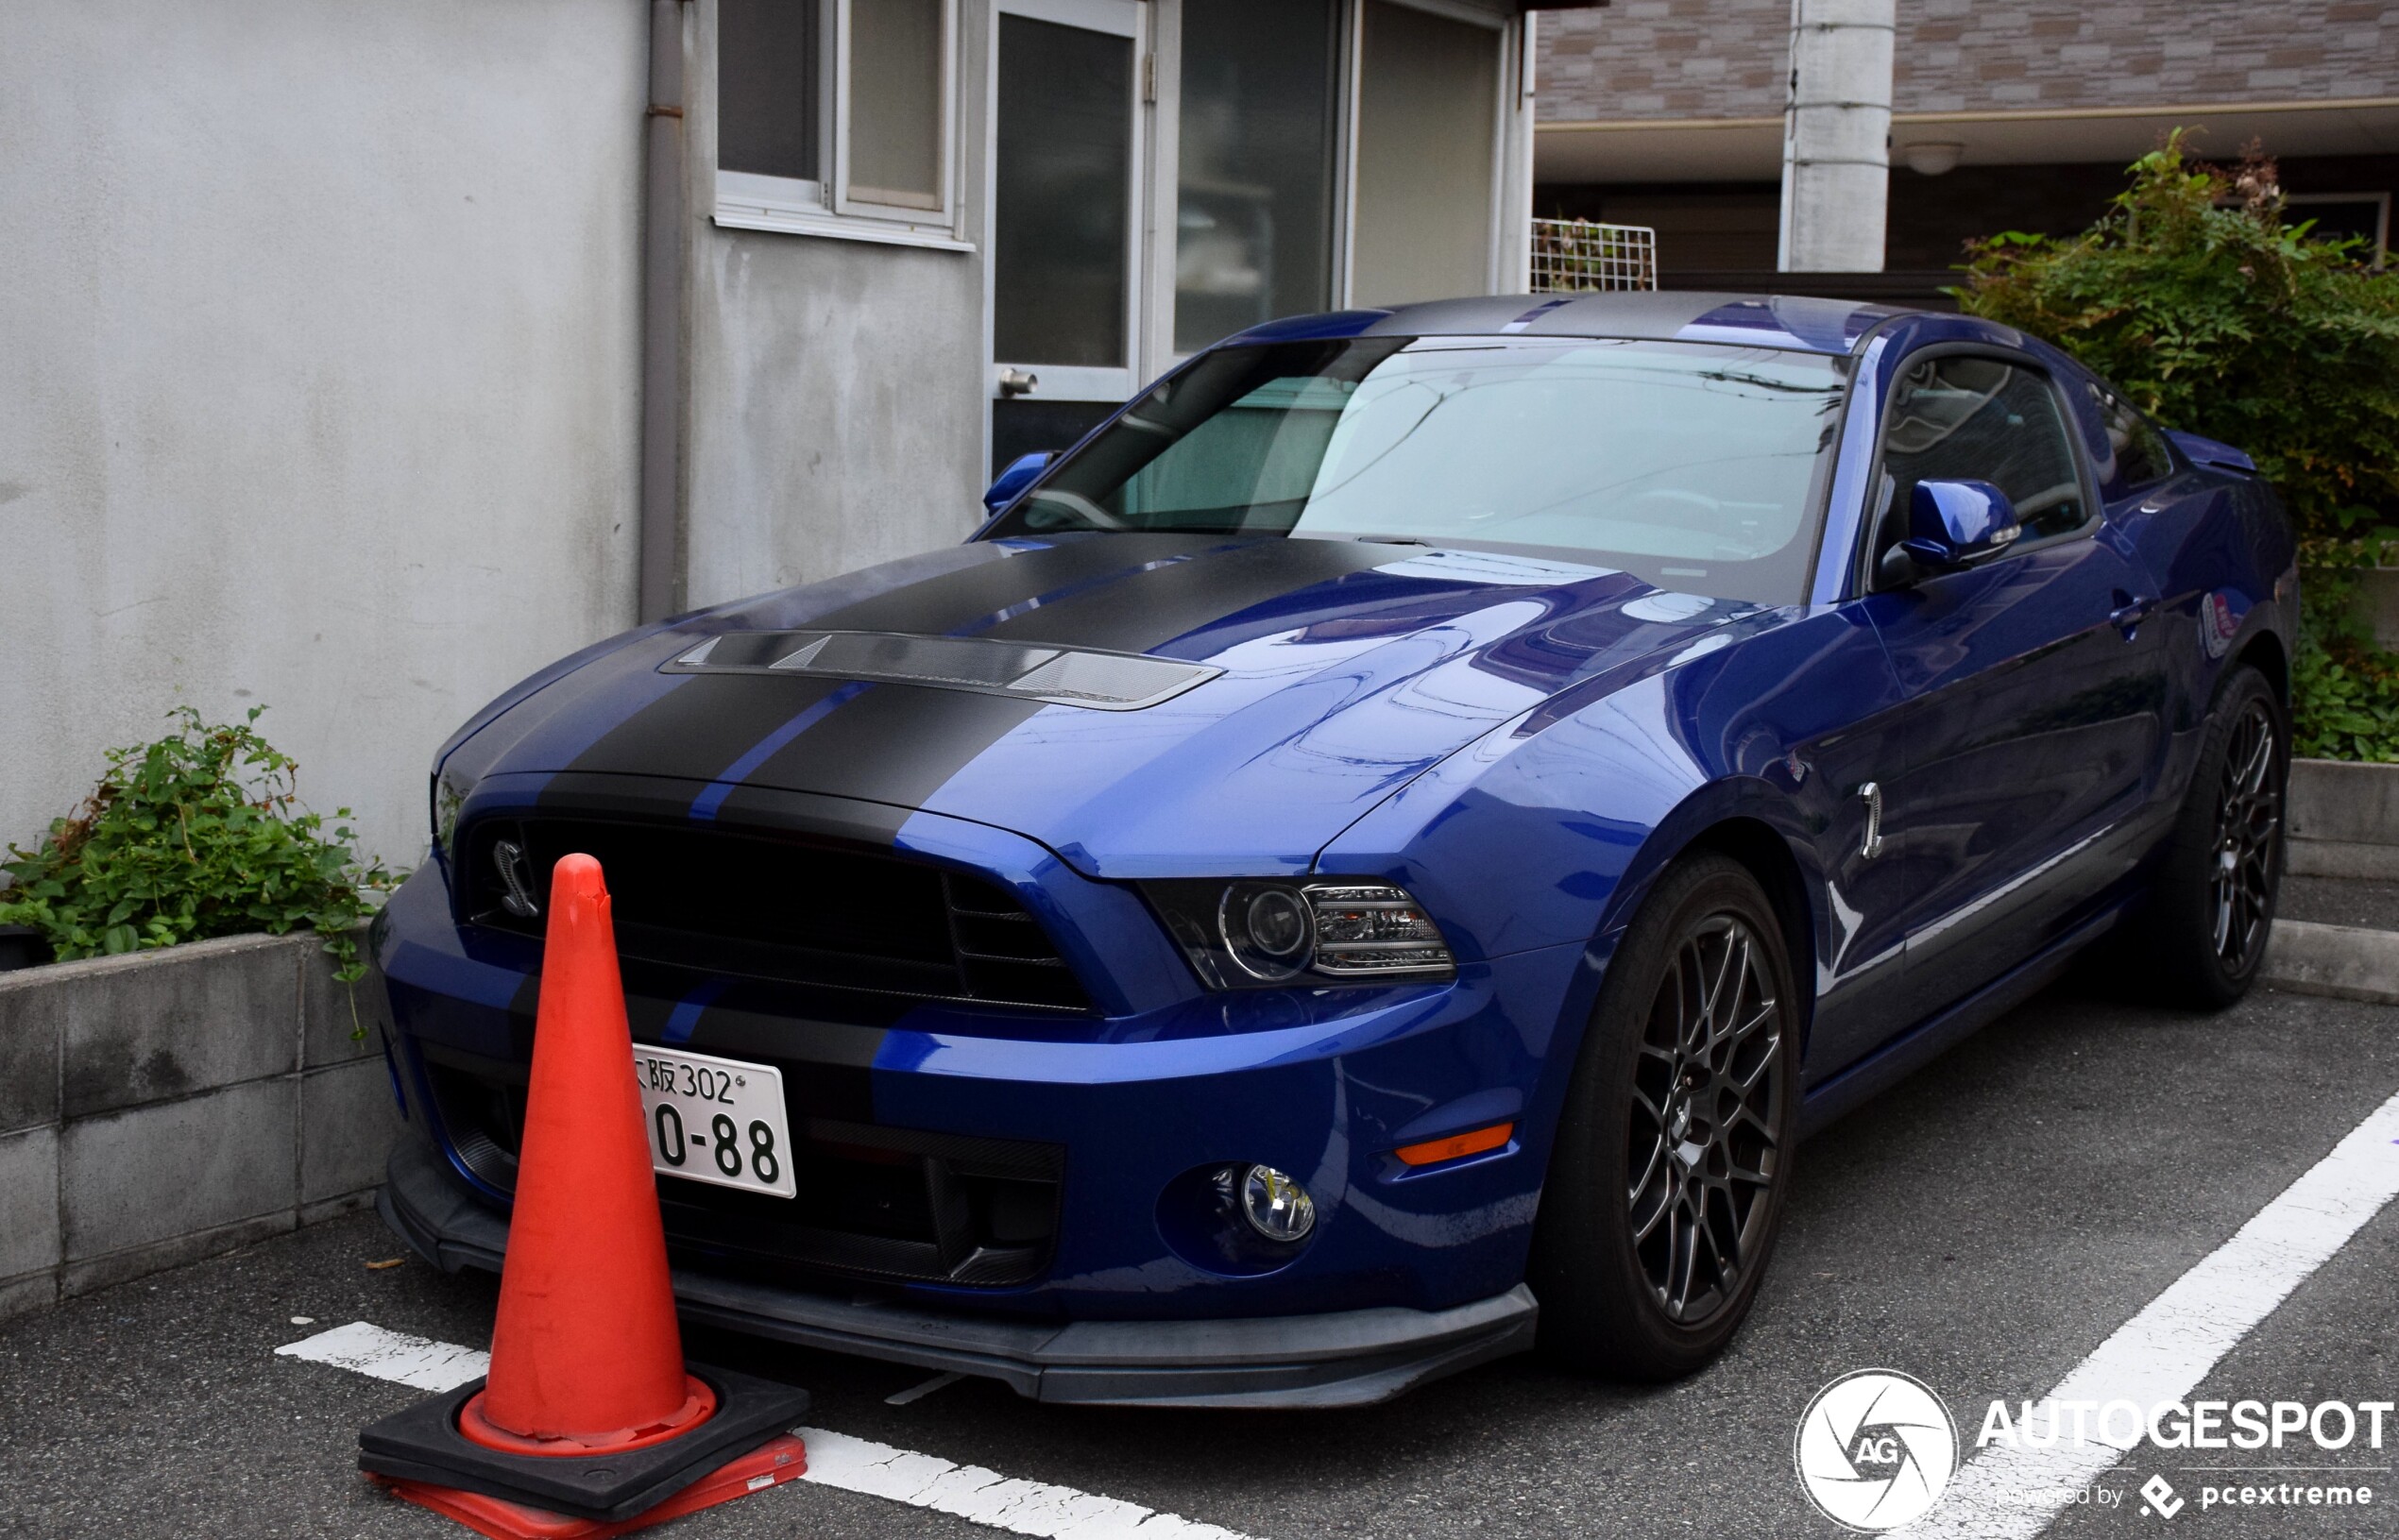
457 816 1091 1013
423 1053 1063 1288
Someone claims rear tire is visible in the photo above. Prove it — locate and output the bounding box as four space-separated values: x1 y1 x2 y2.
2126 664 2286 1009
1528 853 1798 1380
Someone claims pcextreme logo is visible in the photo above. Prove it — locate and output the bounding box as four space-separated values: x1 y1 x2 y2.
1794 1369 1960 1532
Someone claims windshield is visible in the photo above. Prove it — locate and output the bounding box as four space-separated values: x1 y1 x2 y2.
985 336 1849 603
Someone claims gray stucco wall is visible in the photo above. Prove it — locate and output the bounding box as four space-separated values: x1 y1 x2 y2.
679 0 993 610
0 0 649 871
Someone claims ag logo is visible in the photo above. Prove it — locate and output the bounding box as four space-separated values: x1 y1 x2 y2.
1794 1369 1959 1532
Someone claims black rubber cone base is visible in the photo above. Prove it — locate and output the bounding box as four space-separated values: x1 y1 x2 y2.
357 1363 810 1523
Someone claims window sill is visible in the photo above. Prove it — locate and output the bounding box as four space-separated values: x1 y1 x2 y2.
711 199 975 253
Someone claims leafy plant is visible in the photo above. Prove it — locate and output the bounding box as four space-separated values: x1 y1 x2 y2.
1953 133 2399 546
0 707 395 1027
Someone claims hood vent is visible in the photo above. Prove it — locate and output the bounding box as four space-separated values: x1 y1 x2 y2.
664 631 1220 712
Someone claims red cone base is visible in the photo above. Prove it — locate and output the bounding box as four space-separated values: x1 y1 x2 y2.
375 1434 808 1540
458 1376 718 1457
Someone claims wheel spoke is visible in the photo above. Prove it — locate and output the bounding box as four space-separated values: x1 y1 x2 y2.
1629 1131 1668 1205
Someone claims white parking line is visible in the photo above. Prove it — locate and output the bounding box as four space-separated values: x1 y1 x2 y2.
276 1321 489 1391
795 1425 1255 1539
276 1325 1261 1540
1897 1088 2399 1539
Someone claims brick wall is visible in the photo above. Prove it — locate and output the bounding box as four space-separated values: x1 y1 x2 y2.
1539 2 2399 122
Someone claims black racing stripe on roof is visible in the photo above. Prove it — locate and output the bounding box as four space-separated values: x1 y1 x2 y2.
1359 291 1898 351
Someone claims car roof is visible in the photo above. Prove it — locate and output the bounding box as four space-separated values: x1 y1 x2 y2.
1229 291 1926 357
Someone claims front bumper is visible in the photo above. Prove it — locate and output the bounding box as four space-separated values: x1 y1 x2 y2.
382 1136 1539 1409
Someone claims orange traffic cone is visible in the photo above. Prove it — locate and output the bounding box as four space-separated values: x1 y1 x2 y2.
359 855 809 1539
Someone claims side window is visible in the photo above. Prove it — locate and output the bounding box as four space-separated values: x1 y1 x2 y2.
2084 381 2176 495
1869 355 2087 572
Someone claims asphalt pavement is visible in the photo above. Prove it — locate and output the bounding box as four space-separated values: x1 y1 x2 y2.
3 976 2395 1539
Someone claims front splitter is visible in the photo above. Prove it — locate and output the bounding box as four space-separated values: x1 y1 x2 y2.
379 1137 1538 1410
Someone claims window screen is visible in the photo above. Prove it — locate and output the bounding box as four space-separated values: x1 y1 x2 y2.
848 0 944 210
719 0 821 181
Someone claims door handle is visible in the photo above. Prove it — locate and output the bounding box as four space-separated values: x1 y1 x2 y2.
2108 591 2155 638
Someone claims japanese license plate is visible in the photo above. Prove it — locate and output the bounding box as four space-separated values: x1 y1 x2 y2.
633 1045 796 1199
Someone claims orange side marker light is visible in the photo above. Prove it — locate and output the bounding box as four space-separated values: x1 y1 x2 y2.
1394 1122 1514 1167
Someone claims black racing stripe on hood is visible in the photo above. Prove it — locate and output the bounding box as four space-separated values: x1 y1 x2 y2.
552 671 854 784
978 535 1393 653
706 685 1046 822
704 539 1401 812
812 533 1232 634
552 536 1226 792
554 535 1410 835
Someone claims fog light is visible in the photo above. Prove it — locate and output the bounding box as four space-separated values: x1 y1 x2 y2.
1238 1164 1317 1242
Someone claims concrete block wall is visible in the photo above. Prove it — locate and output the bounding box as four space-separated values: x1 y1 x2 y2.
2289 759 2399 880
0 932 403 1322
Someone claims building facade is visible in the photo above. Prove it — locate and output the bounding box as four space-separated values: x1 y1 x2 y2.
1536 1 2398 285
2 0 1574 872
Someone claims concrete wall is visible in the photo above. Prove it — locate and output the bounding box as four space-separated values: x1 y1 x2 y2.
0 0 650 872
0 934 403 1321
679 0 994 611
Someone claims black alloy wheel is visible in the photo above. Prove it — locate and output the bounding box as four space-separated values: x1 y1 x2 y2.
1627 913 1786 1325
1531 852 1798 1380
2123 663 2286 1009
2208 697 2280 976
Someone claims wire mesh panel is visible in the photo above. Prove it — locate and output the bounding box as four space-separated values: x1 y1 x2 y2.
1528 219 1658 293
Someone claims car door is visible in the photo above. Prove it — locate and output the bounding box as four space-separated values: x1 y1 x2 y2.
1856 349 2169 1027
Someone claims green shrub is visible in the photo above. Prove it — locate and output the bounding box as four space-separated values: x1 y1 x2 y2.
0 707 394 1007
1952 133 2399 547
1955 134 2399 759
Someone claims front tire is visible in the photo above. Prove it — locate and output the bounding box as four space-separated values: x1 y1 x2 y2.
2131 665 2286 1009
1528 853 1798 1380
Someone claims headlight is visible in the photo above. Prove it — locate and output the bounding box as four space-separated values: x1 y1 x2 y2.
431 762 475 862
1145 878 1455 989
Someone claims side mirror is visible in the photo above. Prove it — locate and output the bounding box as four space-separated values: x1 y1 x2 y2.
983 450 1055 514
1881 479 2021 585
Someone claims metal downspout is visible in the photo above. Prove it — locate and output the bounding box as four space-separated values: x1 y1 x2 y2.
638 0 690 623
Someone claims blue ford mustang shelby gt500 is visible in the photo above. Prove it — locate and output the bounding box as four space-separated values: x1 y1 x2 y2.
376 292 2292 1407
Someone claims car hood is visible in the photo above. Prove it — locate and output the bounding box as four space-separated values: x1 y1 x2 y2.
453 533 1756 877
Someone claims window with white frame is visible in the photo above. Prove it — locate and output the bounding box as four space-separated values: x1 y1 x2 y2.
715 0 962 245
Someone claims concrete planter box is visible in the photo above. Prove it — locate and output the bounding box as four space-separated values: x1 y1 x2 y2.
2288 757 2399 879
2344 567 2399 652
0 930 402 1323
